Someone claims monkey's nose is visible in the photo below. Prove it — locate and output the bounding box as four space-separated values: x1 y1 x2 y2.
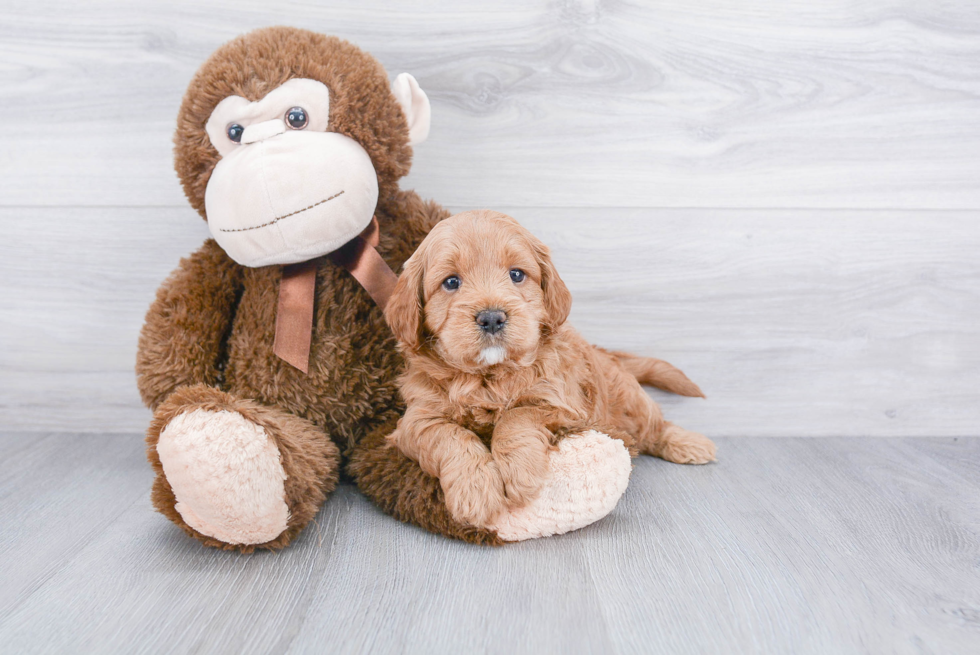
241 119 286 144
476 310 507 334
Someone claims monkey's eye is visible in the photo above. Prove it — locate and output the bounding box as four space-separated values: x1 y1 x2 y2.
285 107 309 129
509 269 526 284
442 276 461 291
227 123 244 143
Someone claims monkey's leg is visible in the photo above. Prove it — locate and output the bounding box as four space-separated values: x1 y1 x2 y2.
347 418 505 545
349 421 633 543
146 384 340 552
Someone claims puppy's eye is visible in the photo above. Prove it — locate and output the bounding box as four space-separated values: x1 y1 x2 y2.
509 269 526 284
227 123 244 143
285 107 308 129
442 275 461 291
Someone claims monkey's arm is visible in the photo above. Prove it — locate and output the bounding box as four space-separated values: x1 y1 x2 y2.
136 239 244 411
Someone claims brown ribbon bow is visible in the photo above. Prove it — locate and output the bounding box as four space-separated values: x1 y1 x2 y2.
272 216 398 373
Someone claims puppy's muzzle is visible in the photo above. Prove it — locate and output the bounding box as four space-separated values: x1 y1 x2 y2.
476 309 507 335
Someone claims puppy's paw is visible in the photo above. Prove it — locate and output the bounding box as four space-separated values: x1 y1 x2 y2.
654 425 716 464
495 446 552 509
442 457 508 528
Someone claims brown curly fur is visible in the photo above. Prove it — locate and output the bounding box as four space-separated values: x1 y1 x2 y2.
137 26 499 550
382 211 716 528
174 28 413 220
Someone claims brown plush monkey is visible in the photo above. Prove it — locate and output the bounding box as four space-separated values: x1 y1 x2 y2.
138 27 631 552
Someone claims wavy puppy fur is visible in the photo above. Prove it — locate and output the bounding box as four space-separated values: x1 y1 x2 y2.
383 210 717 529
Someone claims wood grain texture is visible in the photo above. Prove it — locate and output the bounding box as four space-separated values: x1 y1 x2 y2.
0 433 978 654
2 5 978 653
3 206 978 437
0 0 978 208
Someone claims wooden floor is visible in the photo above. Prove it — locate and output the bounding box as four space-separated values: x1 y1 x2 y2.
0 433 978 654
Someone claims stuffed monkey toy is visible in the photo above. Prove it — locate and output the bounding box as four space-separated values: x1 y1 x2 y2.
137 26 632 552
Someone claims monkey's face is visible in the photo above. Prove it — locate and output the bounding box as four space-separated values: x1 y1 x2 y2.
174 29 431 267
207 132 376 268
203 78 381 267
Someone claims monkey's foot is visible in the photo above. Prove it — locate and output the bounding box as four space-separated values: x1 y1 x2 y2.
146 385 339 552
487 431 632 541
157 408 290 545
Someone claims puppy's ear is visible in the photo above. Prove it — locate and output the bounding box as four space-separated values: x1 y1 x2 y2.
385 250 426 351
529 234 572 330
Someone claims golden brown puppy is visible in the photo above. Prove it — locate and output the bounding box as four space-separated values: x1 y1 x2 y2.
384 210 716 528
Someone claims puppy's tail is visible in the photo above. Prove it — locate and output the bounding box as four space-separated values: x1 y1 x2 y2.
607 350 705 398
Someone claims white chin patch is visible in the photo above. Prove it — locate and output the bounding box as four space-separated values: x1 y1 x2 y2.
478 346 507 366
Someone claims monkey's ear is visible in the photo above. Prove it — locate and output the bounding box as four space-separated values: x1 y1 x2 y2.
384 250 426 351
392 73 431 146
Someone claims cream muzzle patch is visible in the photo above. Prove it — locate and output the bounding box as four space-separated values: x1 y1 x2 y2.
203 78 378 267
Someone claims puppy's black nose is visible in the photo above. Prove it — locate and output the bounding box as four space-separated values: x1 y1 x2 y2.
476 310 507 334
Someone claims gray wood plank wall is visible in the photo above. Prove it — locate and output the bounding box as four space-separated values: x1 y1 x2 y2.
1 0 978 436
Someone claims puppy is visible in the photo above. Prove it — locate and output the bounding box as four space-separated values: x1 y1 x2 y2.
384 210 716 528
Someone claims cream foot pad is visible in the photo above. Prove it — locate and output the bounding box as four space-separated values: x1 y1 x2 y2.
489 431 632 541
157 409 290 545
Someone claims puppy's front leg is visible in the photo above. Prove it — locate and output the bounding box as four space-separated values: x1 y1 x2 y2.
389 406 508 527
492 407 554 508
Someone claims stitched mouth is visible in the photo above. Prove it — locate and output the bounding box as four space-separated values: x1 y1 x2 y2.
219 190 345 233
